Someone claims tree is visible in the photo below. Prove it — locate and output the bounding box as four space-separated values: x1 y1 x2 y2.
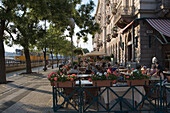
0 0 20 83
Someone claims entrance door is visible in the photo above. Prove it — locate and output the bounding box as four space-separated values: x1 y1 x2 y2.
128 45 132 61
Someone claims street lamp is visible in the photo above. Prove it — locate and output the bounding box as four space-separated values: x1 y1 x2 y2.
43 48 47 71
69 18 75 66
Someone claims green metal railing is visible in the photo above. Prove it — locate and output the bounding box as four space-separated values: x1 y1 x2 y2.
52 79 170 113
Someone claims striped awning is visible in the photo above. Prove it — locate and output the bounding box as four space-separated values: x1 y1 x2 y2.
146 19 170 37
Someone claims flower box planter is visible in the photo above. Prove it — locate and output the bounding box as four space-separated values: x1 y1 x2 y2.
93 80 113 87
54 81 75 88
127 79 149 86
50 81 55 86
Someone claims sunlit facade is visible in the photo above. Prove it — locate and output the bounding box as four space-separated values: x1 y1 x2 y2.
93 0 170 68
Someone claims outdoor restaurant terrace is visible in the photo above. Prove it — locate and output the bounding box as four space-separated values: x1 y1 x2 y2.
47 51 170 113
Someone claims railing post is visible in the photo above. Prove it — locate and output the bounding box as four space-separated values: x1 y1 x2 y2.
52 86 56 112
159 73 163 112
79 78 82 113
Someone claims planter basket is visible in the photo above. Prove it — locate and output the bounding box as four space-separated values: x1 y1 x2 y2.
50 81 55 86
93 80 113 87
127 79 149 86
54 81 75 88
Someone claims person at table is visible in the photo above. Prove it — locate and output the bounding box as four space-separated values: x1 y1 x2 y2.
85 64 92 74
149 64 157 75
141 66 147 75
107 63 112 73
112 62 119 71
152 61 164 80
67 65 79 74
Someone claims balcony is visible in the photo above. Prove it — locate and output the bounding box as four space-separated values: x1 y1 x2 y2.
98 13 101 21
114 5 134 28
157 0 170 17
111 27 118 38
106 0 110 6
107 34 111 42
111 3 117 15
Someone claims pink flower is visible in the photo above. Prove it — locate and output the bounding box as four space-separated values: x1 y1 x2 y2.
51 78 53 80
107 69 111 73
131 68 134 70
106 74 109 77
91 73 94 75
72 74 76 76
70 78 74 81
88 78 92 82
126 76 129 78
112 80 116 84
54 77 57 81
68 75 70 77
113 71 117 75
60 72 62 75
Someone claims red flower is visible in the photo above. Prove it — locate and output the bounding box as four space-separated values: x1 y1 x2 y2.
131 68 134 70
70 78 74 81
91 73 94 75
54 77 57 81
126 76 129 78
68 75 70 77
112 80 116 84
106 74 109 77
88 78 92 82
60 72 62 75
72 74 76 76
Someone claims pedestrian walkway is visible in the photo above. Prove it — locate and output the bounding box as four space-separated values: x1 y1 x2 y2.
0 68 57 113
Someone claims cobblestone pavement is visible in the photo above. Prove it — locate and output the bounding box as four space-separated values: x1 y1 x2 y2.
0 68 57 113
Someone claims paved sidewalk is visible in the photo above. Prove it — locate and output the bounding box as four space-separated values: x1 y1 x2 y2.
0 68 57 113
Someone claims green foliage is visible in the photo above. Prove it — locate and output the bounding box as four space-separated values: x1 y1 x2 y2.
125 71 150 80
105 56 111 61
47 72 77 83
74 48 83 55
82 48 89 54
90 72 118 81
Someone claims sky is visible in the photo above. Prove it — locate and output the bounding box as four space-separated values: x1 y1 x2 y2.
4 0 98 53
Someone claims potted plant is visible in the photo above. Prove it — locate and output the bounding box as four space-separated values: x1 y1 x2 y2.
47 72 77 87
125 70 150 86
107 34 111 42
88 72 118 87
111 27 118 38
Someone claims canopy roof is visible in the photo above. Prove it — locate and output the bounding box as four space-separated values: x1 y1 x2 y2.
146 19 170 37
83 51 105 57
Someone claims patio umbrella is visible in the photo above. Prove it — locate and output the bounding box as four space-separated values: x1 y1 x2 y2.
83 51 106 57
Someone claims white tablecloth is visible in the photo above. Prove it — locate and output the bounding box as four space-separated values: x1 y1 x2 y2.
101 86 145 104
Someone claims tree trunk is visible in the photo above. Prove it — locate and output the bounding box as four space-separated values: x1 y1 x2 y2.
51 51 53 69
0 20 6 84
56 53 59 67
24 47 32 73
43 48 47 71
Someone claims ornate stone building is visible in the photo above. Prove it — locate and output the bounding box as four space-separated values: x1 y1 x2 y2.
93 0 170 68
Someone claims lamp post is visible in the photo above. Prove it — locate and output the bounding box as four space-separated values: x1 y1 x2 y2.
43 48 47 71
69 18 75 66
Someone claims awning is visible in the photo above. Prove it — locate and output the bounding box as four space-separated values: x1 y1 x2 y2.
146 19 170 37
118 21 134 34
83 51 105 57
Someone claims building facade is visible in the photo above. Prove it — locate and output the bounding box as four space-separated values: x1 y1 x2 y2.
93 0 170 68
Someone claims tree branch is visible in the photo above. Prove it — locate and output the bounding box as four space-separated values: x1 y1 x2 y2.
0 6 5 10
5 28 16 42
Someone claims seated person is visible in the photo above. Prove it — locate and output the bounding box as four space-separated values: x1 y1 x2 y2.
85 64 92 74
112 62 118 71
152 62 164 80
141 66 147 75
107 63 112 73
67 65 79 74
150 64 157 75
